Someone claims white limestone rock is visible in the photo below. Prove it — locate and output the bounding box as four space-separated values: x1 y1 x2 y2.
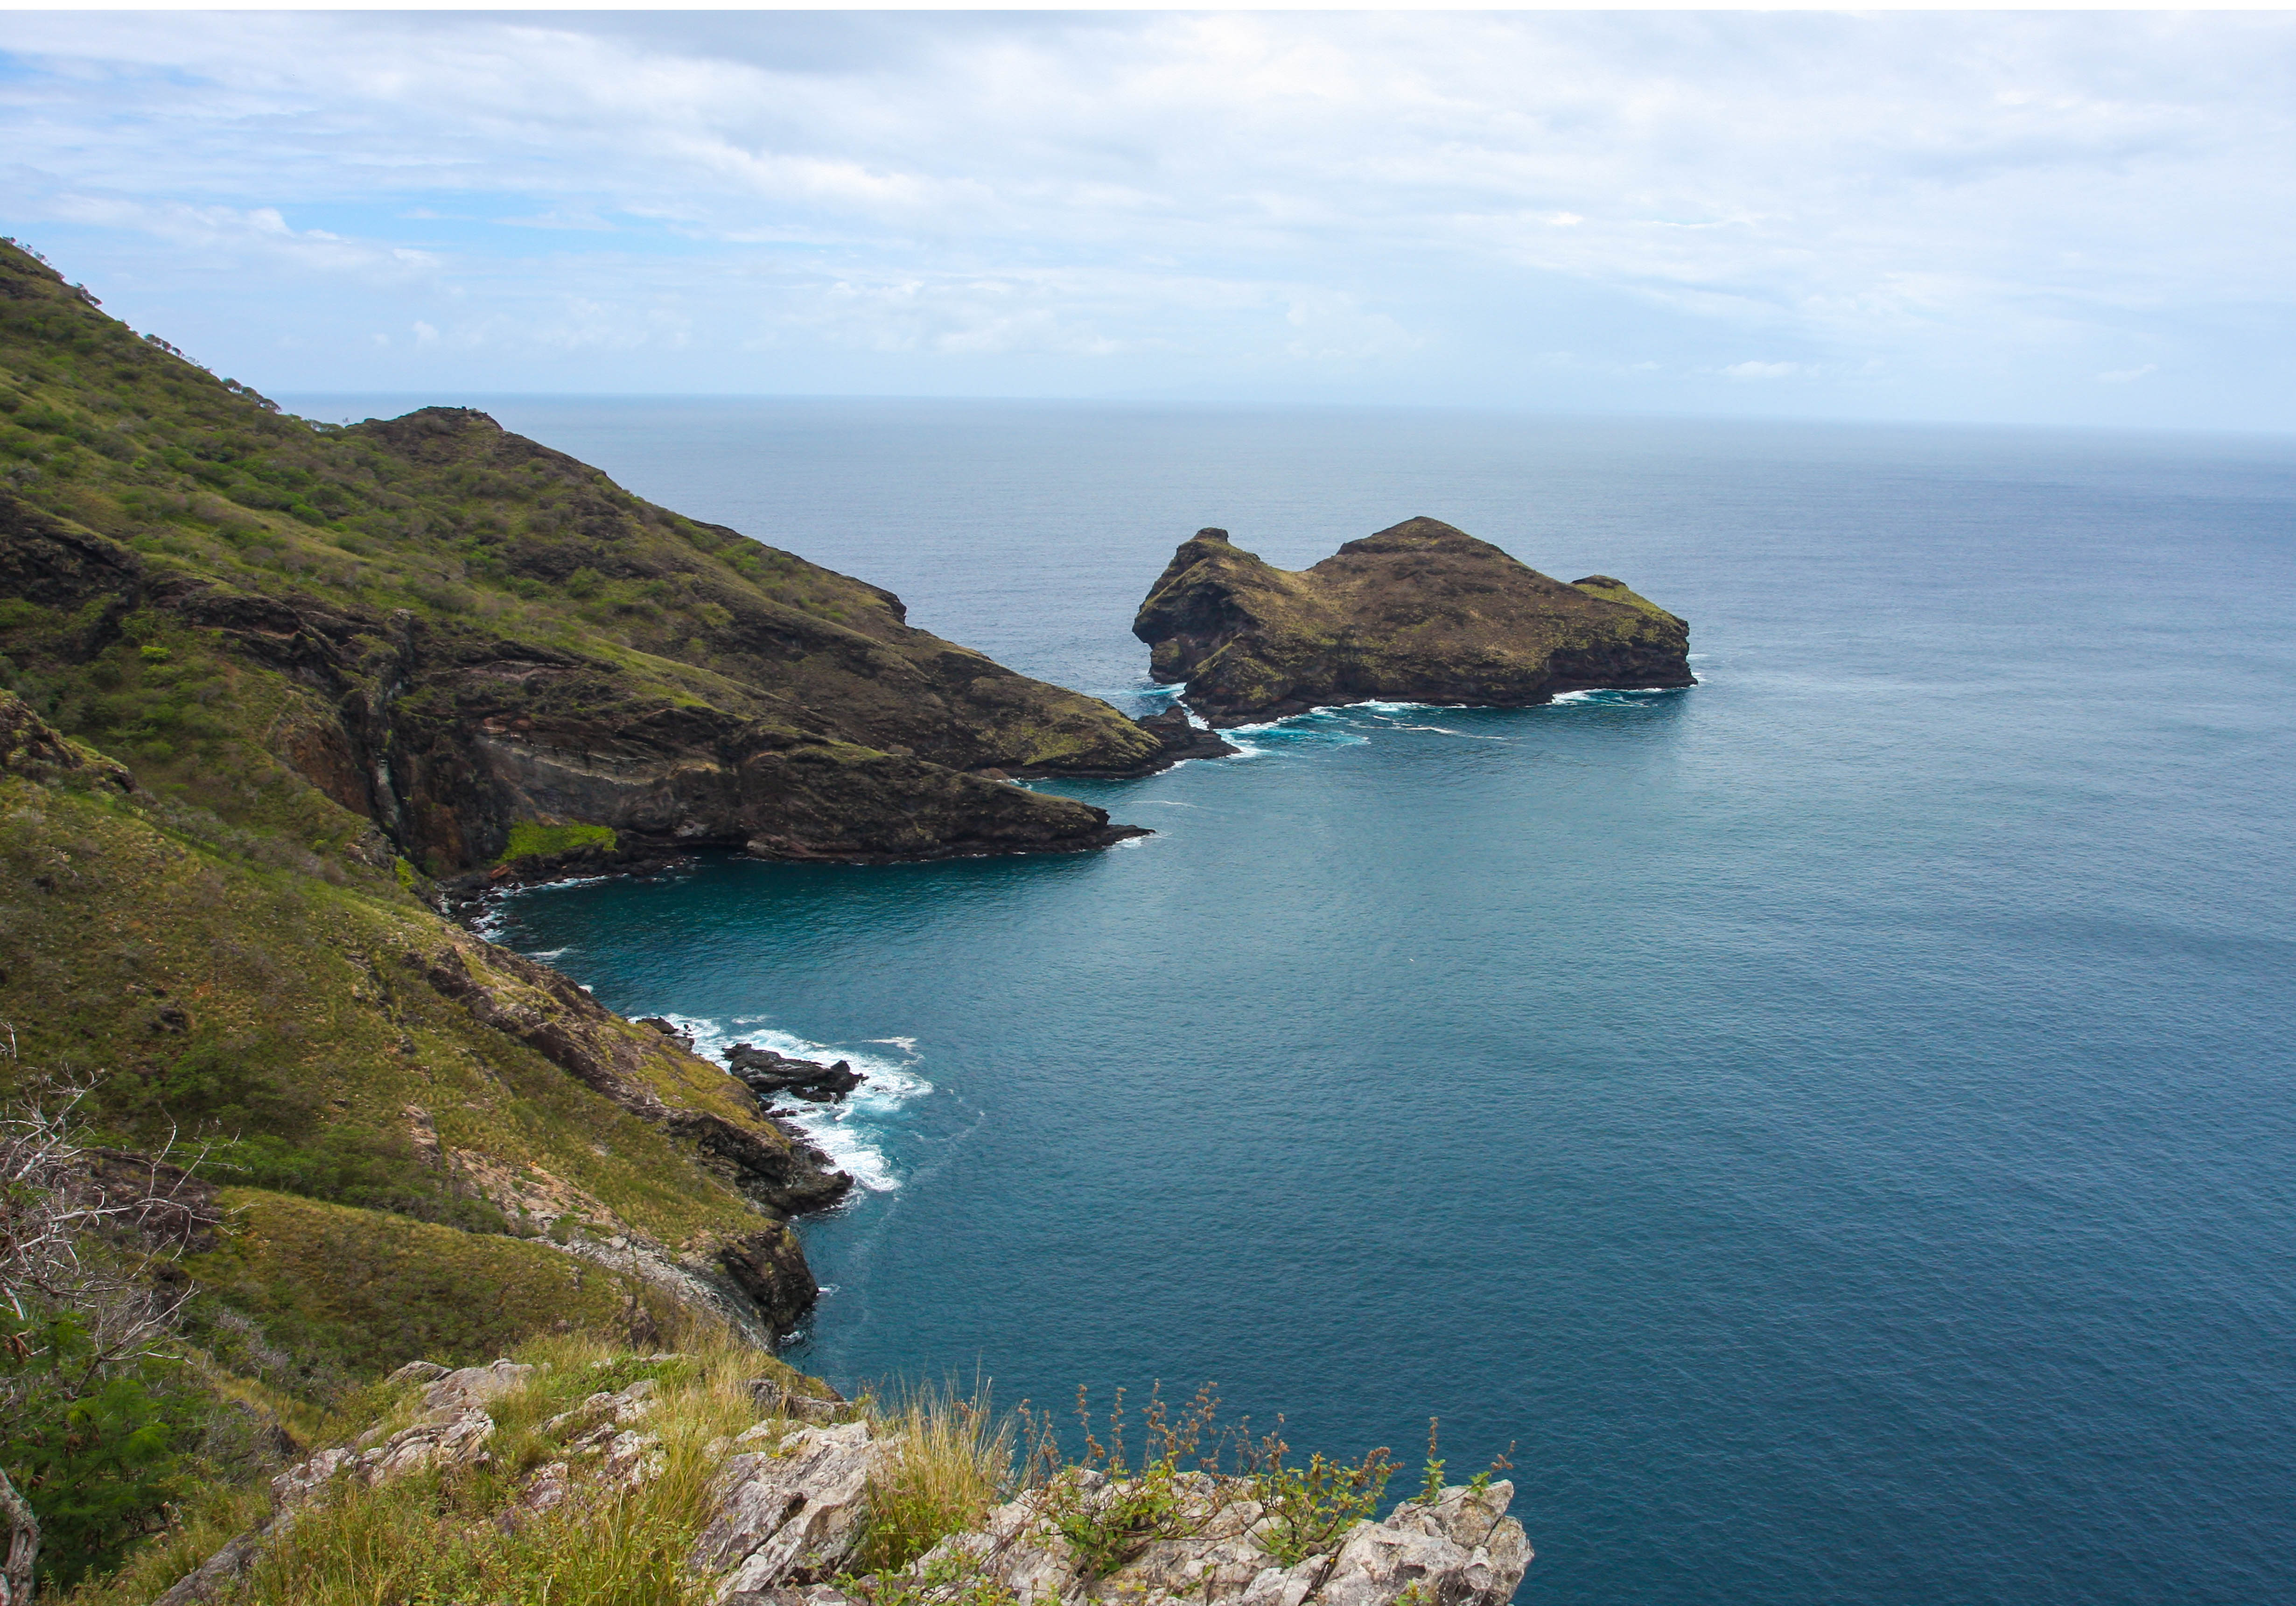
690 1421 896 1605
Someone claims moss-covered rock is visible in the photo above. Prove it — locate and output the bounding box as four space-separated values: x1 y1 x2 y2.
1134 518 1694 725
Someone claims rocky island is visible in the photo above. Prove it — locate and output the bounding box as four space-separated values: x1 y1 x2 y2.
1134 518 1693 725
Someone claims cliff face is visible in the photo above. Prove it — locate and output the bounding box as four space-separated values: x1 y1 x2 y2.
0 235 1214 1375
0 239 1193 877
0 690 840 1359
2 487 1144 869
1134 518 1694 725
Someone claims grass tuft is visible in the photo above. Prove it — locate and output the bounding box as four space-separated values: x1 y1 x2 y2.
849 1380 1014 1575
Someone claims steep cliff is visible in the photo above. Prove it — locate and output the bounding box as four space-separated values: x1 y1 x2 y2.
0 690 843 1364
0 233 1220 1382
0 238 1197 877
1134 518 1693 725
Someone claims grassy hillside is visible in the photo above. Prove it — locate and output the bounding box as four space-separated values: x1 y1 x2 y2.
1 689 828 1385
0 235 1191 1596
0 236 1171 877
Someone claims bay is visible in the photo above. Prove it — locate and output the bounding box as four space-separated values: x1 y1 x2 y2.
286 396 2296 1606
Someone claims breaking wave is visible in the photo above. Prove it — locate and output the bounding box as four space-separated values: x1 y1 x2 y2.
654 1013 930 1195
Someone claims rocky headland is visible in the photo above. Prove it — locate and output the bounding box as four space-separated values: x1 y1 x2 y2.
0 238 1545 1606
1134 518 1693 725
0 234 1222 1374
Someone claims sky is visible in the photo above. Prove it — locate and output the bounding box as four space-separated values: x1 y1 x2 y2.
2 9 2293 429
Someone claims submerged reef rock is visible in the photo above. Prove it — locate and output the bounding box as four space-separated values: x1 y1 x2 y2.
1134 518 1693 726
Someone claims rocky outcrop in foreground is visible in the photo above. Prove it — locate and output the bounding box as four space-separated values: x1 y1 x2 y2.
151 1358 1530 1606
1134 518 1693 725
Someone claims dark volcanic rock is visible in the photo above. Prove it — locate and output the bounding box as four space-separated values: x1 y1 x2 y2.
726 1043 866 1104
1133 703 1241 764
635 1017 697 1051
1133 519 1694 726
717 1223 820 1336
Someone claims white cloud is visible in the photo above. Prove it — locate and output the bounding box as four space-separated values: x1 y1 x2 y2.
0 11 2290 422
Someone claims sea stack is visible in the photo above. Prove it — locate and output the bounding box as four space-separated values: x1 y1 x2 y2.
1132 517 1694 726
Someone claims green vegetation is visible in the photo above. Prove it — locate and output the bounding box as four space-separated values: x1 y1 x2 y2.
1034 1384 1231 1579
2 1315 204 1593
846 1382 1015 1575
61 1332 800 1606
0 687 822 1567
839 1549 1021 1606
497 821 618 864
0 233 1160 886
182 1191 684 1380
0 732 782 1271
1248 1434 1395 1567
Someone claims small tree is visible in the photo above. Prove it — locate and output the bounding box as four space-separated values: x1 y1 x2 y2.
1 1056 221 1603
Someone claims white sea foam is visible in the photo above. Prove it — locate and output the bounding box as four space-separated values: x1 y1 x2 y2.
1546 683 1696 707
658 1012 928 1195
1381 722 1510 740
1218 706 1376 759
526 946 571 961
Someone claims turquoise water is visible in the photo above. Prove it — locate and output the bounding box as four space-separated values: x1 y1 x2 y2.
320 399 2296 1606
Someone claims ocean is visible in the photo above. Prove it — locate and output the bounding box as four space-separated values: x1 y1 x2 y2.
285 396 2296 1605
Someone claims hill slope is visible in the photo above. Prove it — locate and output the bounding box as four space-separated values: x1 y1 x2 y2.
0 237 1191 877
2 689 837 1378
0 234 1199 1391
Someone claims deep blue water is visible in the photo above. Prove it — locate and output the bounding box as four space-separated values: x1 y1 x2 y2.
295 398 2296 1606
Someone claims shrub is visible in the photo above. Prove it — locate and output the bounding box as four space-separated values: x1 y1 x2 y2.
1034 1384 1232 1579
1246 1428 1393 1566
2 1317 203 1592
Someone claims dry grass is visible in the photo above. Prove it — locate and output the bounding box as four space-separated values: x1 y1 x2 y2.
68 1341 1067 1606
67 1332 807 1606
849 1380 1016 1574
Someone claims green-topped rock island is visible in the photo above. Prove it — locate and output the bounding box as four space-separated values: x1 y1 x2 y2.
1134 518 1693 726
